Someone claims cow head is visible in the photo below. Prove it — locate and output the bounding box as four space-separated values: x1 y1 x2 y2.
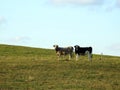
53 45 58 48
53 45 59 51
74 45 80 51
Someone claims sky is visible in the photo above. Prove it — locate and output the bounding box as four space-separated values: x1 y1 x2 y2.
0 0 120 56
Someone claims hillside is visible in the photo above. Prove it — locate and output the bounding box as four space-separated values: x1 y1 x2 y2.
0 44 120 90
0 44 54 57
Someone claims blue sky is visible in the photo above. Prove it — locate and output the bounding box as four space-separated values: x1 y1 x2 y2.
0 0 120 56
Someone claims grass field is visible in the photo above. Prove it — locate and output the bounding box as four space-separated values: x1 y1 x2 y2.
0 44 120 90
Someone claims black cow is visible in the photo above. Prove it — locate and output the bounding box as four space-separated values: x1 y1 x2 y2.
74 45 93 61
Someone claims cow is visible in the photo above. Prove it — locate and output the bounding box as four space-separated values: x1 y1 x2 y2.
74 45 93 61
53 45 73 60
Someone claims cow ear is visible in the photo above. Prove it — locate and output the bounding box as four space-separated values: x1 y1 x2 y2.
74 46 76 48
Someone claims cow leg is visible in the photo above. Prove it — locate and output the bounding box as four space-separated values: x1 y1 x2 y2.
58 55 60 61
69 53 72 60
87 51 92 61
62 55 65 60
57 54 61 61
76 54 79 61
69 54 71 60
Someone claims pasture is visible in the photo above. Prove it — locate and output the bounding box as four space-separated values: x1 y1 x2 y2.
0 44 120 90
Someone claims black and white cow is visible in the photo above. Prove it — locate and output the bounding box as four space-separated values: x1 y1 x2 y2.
74 45 93 61
53 45 73 60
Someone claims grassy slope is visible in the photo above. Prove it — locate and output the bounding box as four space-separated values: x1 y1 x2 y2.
0 44 120 90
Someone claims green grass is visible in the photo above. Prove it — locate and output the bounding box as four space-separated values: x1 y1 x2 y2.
0 44 120 90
